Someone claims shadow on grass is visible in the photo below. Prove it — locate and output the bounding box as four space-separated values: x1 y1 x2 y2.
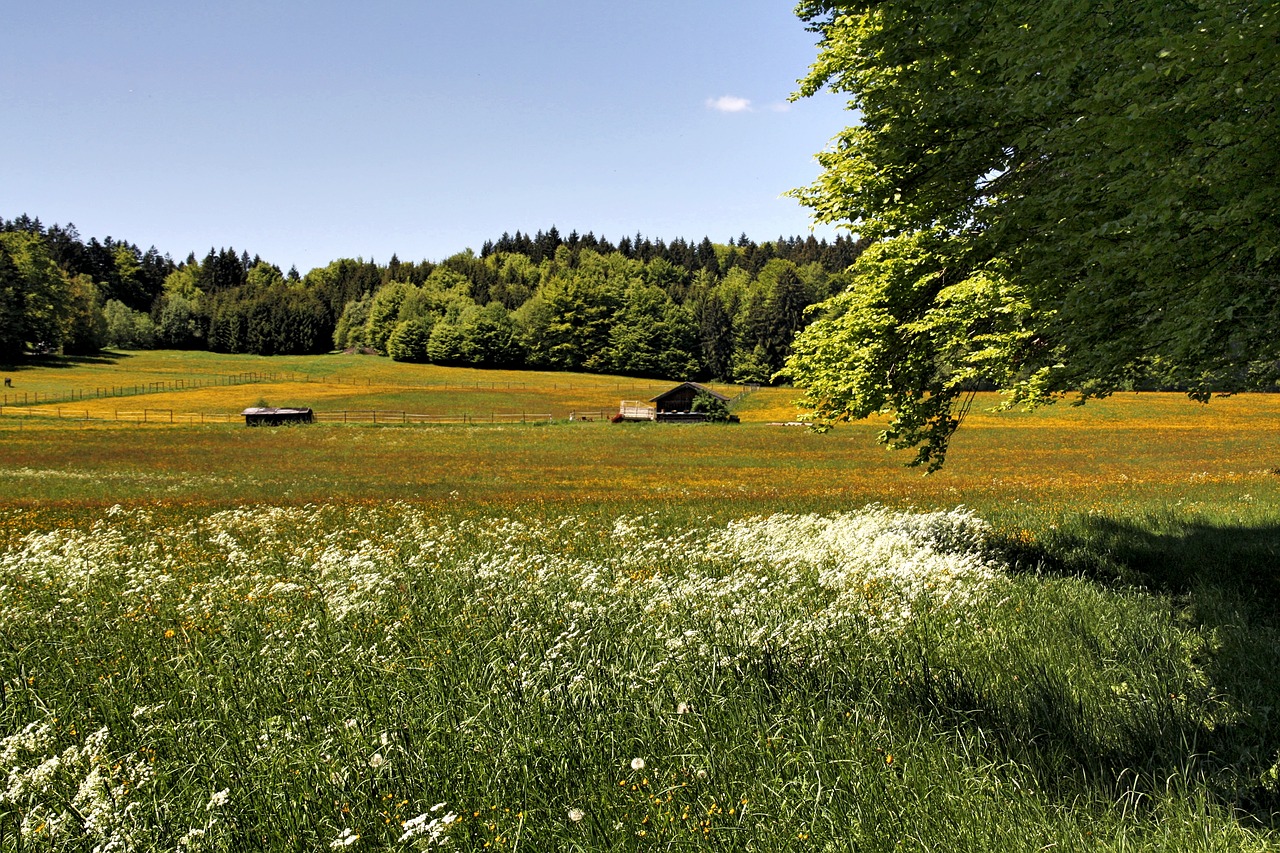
995 514 1280 601
979 515 1280 825
0 350 129 371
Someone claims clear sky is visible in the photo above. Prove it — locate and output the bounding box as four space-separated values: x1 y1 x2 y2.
2 1 852 273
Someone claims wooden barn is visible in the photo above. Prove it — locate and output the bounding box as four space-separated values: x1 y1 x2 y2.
242 407 314 426
616 382 733 423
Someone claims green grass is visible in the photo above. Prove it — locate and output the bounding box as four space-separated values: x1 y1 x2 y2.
1 503 1277 851
0 353 1278 850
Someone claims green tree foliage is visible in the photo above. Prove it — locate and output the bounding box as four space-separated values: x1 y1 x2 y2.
691 390 733 422
0 231 72 357
102 299 158 349
62 274 107 355
689 271 735 381
386 318 431 362
425 318 467 365
0 243 26 359
457 303 523 367
304 258 384 327
207 265 329 356
518 250 632 371
785 0 1280 469
733 261 816 383
364 282 411 354
333 294 374 351
606 281 698 379
1 214 859 378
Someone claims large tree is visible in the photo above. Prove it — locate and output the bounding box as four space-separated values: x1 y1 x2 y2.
0 231 72 358
783 0 1280 469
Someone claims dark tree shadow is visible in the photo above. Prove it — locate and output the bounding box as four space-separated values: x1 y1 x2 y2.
0 350 129 371
984 514 1280 824
996 514 1280 602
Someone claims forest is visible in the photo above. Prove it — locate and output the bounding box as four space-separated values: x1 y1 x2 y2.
0 215 864 384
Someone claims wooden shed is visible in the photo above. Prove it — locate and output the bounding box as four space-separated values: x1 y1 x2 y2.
650 382 727 414
242 407 314 426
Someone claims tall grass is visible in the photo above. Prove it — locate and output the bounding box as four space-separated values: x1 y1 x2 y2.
1 503 1277 850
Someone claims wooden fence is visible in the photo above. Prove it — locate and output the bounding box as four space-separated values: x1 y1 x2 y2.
1 370 750 409
0 406 558 426
314 411 553 424
0 372 284 407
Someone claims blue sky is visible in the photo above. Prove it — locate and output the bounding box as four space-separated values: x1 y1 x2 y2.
2 1 852 273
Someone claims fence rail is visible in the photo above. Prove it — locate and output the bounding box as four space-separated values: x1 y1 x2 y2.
1 369 750 409
0 406 558 426
314 411 553 424
0 372 286 408
0 406 241 424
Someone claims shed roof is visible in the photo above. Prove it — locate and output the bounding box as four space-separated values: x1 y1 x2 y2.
241 407 313 416
649 382 730 404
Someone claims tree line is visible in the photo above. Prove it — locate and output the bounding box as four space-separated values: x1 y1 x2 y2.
0 215 864 383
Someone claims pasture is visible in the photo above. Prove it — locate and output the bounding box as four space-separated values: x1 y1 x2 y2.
1 351 1278 851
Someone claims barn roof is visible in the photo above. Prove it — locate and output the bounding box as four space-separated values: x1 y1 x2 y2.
649 382 730 404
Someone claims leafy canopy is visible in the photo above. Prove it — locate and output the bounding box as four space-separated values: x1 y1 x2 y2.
783 0 1280 469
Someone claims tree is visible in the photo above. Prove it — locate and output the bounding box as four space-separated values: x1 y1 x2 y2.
387 318 431 362
457 303 523 367
62 274 107 355
784 0 1280 469
0 243 25 359
103 299 157 349
606 281 698 379
689 271 734 380
0 231 71 356
334 294 373 351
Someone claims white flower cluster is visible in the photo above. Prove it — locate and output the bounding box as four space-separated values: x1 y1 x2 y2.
1 502 1007 741
707 506 1002 626
0 719 151 853
399 801 458 845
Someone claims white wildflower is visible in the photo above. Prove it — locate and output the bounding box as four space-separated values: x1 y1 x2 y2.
330 827 360 847
399 806 458 844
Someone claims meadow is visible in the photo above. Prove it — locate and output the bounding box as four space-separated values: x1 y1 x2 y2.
1 351 1278 851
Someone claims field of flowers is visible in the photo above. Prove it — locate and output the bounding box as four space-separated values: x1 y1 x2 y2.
2 501 1278 851
2 354 1278 849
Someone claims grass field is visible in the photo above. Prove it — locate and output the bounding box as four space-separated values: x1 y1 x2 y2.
1 352 1278 851
0 350 745 422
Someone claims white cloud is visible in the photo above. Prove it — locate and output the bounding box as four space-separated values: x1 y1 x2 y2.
706 95 752 113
